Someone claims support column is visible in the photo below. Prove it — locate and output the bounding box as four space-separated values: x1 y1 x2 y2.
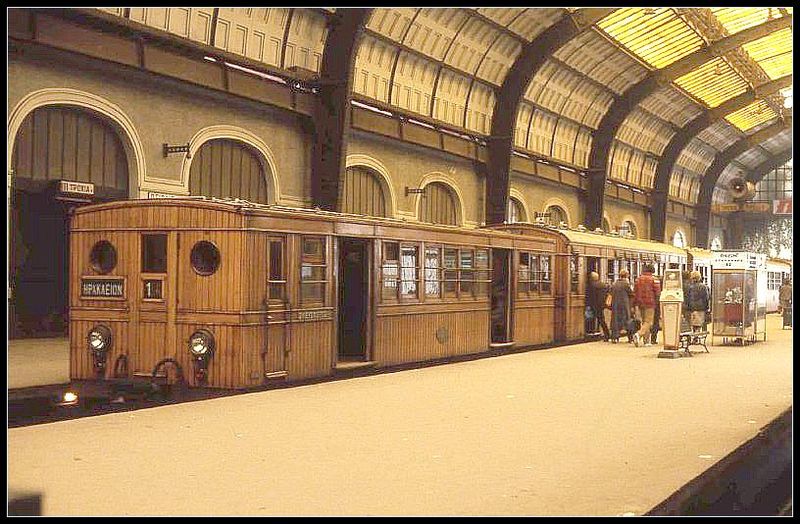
310 9 370 211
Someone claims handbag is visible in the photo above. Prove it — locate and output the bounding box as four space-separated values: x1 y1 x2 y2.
604 293 613 309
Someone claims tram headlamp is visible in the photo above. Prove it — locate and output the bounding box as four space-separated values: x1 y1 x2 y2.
189 329 215 357
87 325 112 353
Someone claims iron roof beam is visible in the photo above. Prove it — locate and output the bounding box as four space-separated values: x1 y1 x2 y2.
310 8 371 211
587 15 792 231
694 117 791 247
747 147 793 185
485 8 614 225
649 74 791 241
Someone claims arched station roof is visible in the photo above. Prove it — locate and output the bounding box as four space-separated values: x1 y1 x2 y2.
91 7 793 236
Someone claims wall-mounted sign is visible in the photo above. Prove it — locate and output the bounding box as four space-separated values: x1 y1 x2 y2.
59 181 95 196
81 277 125 298
143 279 164 300
741 201 771 213
711 251 767 270
297 310 332 322
711 203 741 213
773 198 792 215
146 191 180 199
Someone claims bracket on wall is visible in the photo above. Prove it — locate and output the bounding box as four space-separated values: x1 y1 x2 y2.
405 187 426 197
163 143 191 159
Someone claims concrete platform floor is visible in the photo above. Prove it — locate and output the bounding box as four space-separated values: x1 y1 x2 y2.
8 337 69 389
7 315 793 516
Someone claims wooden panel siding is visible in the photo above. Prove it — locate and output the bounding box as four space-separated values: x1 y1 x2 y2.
12 106 128 193
374 309 490 366
340 165 387 217
513 300 556 347
189 139 269 203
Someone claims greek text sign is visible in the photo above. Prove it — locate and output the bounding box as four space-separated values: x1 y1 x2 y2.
297 310 332 321
81 277 125 298
59 181 94 196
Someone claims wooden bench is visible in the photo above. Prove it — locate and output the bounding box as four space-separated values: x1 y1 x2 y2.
678 331 709 356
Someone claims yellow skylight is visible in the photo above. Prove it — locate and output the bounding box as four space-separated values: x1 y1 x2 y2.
710 7 788 35
597 8 705 69
674 57 750 107
724 99 779 131
741 28 793 80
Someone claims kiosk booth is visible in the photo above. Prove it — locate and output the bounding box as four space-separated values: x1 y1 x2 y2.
710 251 767 345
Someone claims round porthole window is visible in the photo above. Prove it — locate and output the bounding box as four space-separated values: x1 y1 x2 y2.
191 241 221 276
89 240 117 274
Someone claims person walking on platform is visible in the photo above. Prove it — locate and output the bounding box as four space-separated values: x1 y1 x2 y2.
633 264 661 347
686 271 710 333
588 271 611 341
650 274 662 344
610 269 634 344
779 277 792 328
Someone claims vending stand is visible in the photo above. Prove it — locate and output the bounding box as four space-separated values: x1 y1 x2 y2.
657 269 684 358
710 251 767 345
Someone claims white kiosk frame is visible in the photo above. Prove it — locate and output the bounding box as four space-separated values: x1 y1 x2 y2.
710 251 768 346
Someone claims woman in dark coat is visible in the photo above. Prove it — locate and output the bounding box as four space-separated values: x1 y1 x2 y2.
610 269 634 343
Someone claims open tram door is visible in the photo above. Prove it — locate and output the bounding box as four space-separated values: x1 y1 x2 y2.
337 237 372 362
490 248 513 346
584 256 602 335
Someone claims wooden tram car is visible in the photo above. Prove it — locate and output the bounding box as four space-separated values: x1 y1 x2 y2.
69 198 574 389
68 198 697 390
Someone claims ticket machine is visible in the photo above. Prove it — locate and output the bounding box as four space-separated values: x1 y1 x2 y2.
658 269 684 358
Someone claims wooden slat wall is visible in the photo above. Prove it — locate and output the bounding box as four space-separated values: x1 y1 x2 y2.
340 165 387 217
12 106 128 191
419 182 458 226
188 139 268 203
374 309 490 366
284 320 335 379
513 301 556 347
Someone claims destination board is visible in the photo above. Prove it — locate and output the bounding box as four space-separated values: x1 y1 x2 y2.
81 277 125 298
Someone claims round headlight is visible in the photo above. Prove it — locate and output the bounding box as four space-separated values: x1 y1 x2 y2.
189 329 215 357
87 325 112 352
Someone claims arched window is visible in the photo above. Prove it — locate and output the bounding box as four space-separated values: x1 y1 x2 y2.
12 105 129 196
419 182 458 226
710 236 723 251
602 217 611 233
508 198 525 223
546 205 568 227
672 230 686 248
619 220 638 239
340 165 387 217
189 139 268 203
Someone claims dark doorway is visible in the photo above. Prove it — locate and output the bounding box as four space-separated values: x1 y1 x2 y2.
338 238 370 360
585 256 602 336
490 249 512 344
10 190 70 338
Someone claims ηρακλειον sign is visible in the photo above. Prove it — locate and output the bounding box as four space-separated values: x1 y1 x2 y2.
81 277 125 298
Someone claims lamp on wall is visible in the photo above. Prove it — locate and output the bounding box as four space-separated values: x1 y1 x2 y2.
163 143 192 159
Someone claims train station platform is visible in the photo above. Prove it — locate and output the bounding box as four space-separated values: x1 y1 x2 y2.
8 337 69 390
7 314 792 516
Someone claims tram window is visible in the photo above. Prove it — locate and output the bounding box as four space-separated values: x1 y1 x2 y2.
570 255 579 293
424 246 441 298
518 252 531 295
607 259 617 284
460 250 474 295
268 239 286 300
300 236 327 303
90 240 118 274
400 245 419 299
443 248 458 298
141 234 167 273
381 241 399 301
191 241 221 276
540 255 551 294
474 249 491 297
